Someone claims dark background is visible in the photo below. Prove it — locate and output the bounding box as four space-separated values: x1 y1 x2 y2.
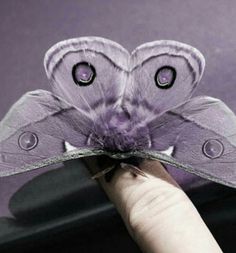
0 0 236 252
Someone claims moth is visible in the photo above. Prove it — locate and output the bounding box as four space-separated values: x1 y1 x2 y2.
1 37 236 188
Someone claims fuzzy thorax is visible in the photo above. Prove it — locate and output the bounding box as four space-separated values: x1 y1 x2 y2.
87 109 151 152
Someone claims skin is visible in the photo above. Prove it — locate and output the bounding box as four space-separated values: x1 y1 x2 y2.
85 158 223 253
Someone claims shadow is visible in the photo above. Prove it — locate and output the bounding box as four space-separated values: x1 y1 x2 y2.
8 159 108 225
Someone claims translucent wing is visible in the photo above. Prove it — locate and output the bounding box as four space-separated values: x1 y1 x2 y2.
44 37 129 112
123 40 205 118
144 96 236 188
0 90 104 177
0 37 131 177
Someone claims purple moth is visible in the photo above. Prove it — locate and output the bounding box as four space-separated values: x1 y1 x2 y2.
1 37 236 187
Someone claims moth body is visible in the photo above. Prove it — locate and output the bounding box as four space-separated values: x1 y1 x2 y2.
88 107 151 152
1 37 236 188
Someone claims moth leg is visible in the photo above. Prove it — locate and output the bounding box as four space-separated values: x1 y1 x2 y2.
88 156 118 182
91 165 116 180
104 166 119 182
120 163 147 178
90 156 148 182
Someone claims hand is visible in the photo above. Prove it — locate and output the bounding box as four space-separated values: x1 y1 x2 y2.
85 158 223 253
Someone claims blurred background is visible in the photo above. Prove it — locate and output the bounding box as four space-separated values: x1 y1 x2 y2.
0 0 236 252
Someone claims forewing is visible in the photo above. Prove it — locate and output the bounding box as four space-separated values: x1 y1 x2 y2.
146 96 236 188
0 90 101 177
44 37 129 112
123 40 205 117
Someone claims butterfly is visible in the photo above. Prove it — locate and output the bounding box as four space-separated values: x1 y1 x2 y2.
0 37 236 188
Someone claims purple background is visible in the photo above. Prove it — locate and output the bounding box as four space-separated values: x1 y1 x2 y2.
1 0 236 218
1 0 236 119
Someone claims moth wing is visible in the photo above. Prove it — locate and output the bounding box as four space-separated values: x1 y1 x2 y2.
44 37 129 113
123 40 205 117
0 90 101 177
144 96 236 188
